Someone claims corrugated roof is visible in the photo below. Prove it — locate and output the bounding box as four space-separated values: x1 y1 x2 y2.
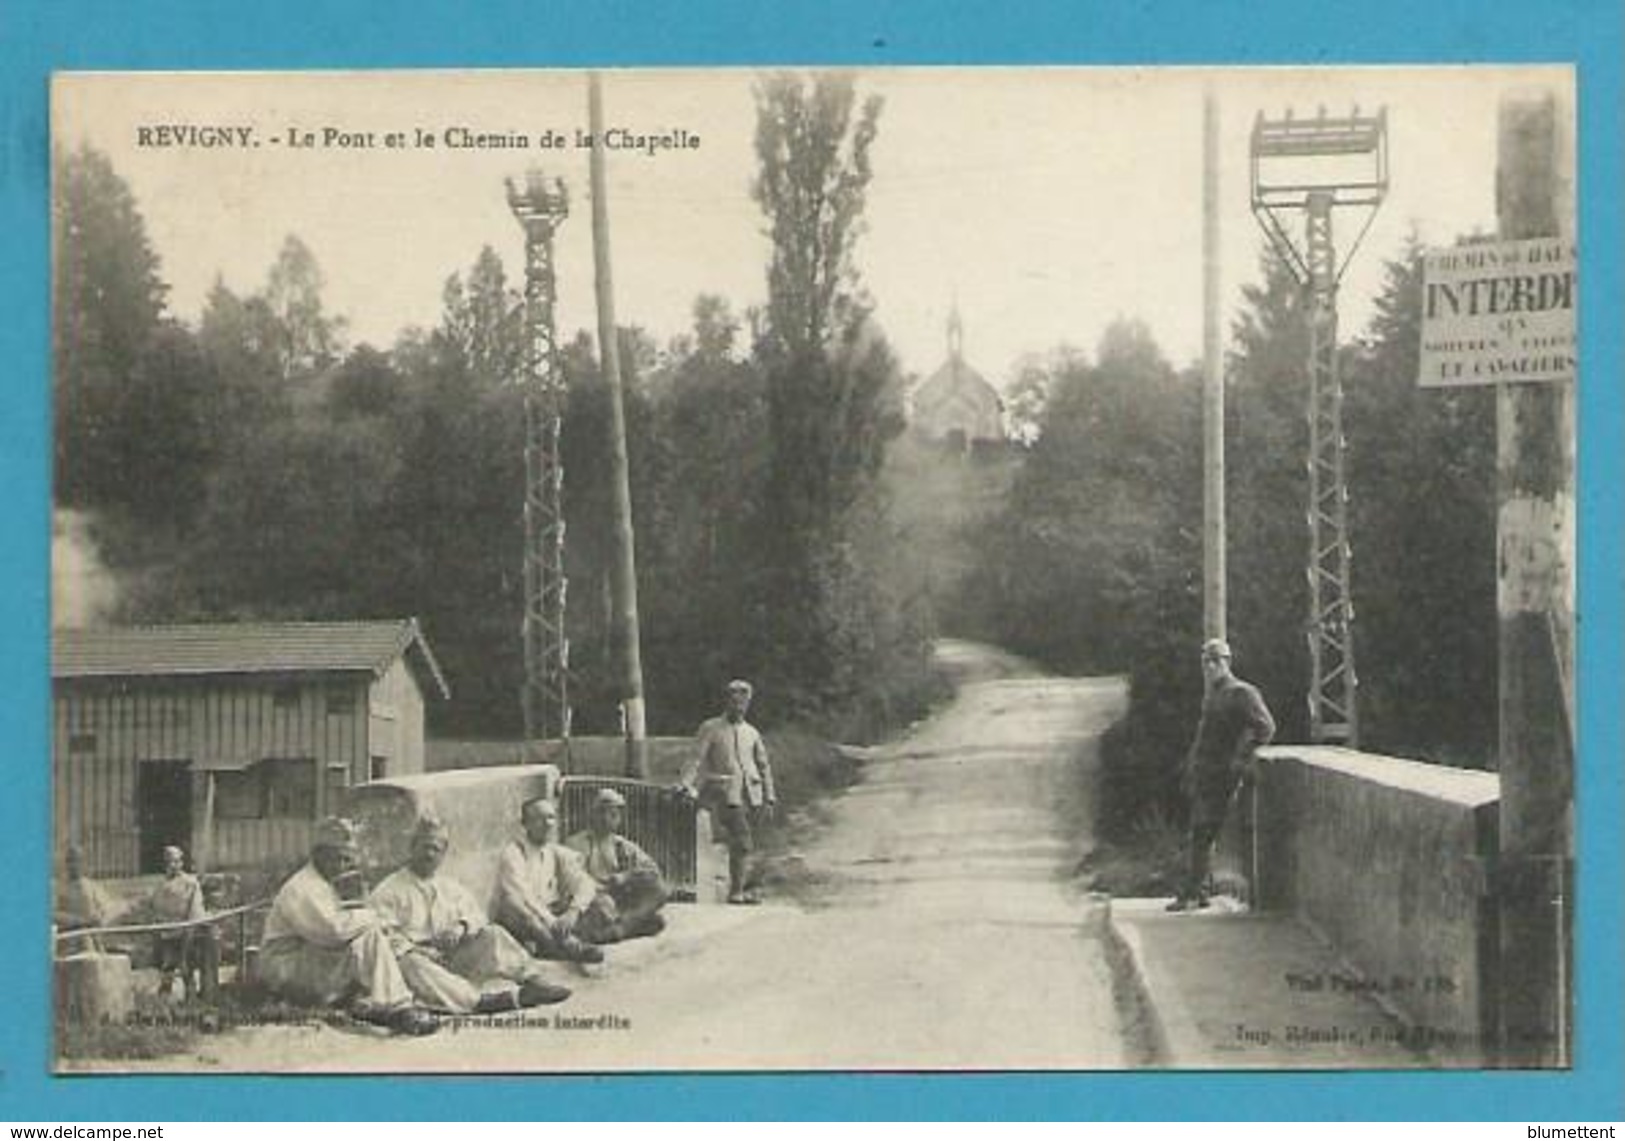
52 619 449 698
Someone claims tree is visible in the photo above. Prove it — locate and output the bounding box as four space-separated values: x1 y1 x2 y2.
171 416 404 619
1003 349 1080 446
753 72 896 534
326 344 406 420
1342 238 1497 762
691 293 741 362
753 74 882 363
439 246 525 389
961 319 1198 674
196 278 294 454
749 73 914 717
638 298 773 726
52 145 169 512
1224 247 1313 744
263 235 346 379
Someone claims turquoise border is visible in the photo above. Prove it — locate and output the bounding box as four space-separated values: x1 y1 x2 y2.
3 0 1620 1121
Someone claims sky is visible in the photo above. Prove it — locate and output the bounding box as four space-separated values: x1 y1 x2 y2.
54 65 1571 388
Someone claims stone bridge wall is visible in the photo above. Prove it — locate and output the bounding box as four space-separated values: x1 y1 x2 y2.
1225 746 1501 1062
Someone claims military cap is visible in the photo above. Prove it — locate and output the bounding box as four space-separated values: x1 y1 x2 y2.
312 816 359 850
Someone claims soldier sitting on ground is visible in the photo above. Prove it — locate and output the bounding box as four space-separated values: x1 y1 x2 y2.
258 816 439 1036
370 815 572 1013
493 797 609 965
566 788 669 943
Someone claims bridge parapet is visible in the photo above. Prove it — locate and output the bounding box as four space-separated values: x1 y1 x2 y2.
344 764 562 914
344 756 724 910
1232 746 1500 1063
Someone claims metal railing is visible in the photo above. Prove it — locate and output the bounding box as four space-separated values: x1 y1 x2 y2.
557 776 699 901
53 900 272 1001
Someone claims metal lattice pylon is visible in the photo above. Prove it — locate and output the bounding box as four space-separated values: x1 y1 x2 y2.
507 171 572 750
1250 108 1388 746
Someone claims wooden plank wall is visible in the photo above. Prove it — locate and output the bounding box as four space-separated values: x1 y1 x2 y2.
367 659 427 779
53 674 375 875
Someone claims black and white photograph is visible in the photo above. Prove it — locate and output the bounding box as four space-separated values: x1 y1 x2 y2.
49 65 1576 1073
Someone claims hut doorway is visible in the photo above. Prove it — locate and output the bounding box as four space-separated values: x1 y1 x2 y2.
136 760 192 873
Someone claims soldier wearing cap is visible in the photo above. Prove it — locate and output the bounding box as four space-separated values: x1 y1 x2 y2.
370 816 571 1013
258 816 438 1035
1168 638 1277 912
680 679 776 904
566 788 669 943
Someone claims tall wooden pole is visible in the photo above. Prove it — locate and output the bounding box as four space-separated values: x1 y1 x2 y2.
1202 91 1226 644
1494 89 1574 1069
588 72 649 779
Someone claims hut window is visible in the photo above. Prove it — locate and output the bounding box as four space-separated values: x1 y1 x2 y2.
214 771 260 820
325 687 357 715
68 732 98 754
369 756 388 781
260 758 317 818
272 684 301 710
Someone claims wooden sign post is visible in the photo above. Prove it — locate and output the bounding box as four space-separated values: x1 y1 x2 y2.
1491 90 1575 1069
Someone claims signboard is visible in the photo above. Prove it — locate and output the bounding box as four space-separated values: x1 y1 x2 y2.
1419 237 1576 387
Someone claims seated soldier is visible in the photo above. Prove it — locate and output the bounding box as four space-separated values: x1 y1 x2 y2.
258 816 438 1036
370 816 571 1014
493 797 607 965
54 843 115 955
145 844 206 999
566 788 669 943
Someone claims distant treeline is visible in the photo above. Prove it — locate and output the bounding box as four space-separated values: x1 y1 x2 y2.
52 74 940 744
951 245 1498 837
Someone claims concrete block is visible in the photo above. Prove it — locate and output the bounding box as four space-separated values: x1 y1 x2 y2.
344 764 561 911
55 952 136 1027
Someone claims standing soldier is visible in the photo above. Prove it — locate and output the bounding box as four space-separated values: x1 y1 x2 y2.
681 679 777 905
1168 639 1276 912
145 844 206 999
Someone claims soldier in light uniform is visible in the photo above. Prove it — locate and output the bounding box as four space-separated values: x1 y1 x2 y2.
145 844 206 999
370 816 571 1013
680 679 777 905
493 798 608 964
258 816 438 1035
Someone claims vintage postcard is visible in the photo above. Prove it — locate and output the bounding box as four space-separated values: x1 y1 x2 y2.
49 65 1576 1074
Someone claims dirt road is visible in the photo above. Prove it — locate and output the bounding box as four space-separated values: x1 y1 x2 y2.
130 641 1133 1072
